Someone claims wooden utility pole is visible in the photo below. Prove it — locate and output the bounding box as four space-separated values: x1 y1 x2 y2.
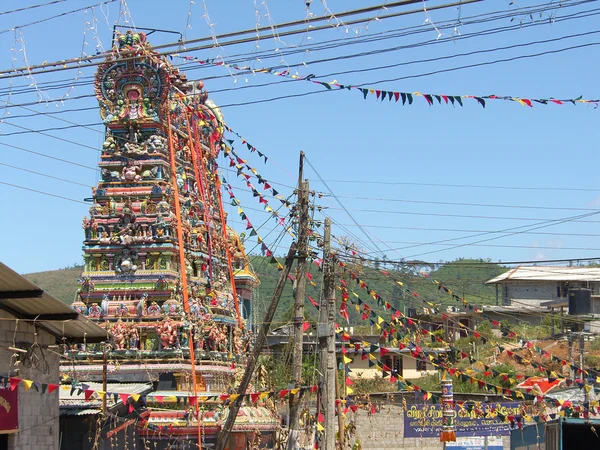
215 244 297 450
318 218 336 450
288 151 310 450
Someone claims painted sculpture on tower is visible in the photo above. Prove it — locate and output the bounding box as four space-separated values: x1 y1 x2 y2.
64 31 277 447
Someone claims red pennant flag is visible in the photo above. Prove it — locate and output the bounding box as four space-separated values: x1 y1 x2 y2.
474 332 481 338
341 346 347 355
346 377 353 386
47 384 59 394
318 412 324 423
350 405 359 413
306 272 313 281
361 353 368 360
250 393 260 404
308 296 319 308
128 403 134 414
220 394 230 401
341 333 351 342
84 389 95 401
279 390 290 399
370 404 377 414
9 378 21 391
119 393 130 404
310 385 318 393
303 322 311 333
380 348 389 358
390 376 397 383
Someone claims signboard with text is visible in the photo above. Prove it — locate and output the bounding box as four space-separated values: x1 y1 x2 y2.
404 403 520 438
0 388 18 433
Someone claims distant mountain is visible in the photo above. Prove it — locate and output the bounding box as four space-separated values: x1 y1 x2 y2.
23 257 506 325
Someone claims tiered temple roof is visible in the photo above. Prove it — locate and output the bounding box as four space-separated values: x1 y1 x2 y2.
62 30 277 447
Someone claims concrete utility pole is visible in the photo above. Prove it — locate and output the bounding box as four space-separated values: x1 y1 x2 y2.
288 151 310 450
318 218 336 450
580 332 589 405
215 244 298 450
568 334 575 380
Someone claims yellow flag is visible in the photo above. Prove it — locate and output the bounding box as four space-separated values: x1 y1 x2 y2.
131 394 141 402
22 380 34 390
290 388 300 395
259 392 269 399
377 316 384 325
316 422 324 432
343 356 352 365
396 281 403 286
230 394 240 401
97 391 106 400
346 386 354 395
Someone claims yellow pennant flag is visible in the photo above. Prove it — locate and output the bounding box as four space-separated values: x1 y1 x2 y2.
229 394 240 401
259 392 269 400
343 356 352 365
316 422 324 432
131 394 141 402
290 388 300 395
22 380 34 390
377 316 384 325
346 386 354 395
97 391 106 400
396 281 403 286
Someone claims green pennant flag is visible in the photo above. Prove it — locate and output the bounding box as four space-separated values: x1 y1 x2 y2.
249 229 258 237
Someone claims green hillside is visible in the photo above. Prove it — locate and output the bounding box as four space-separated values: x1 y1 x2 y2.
22 258 506 326
24 265 83 305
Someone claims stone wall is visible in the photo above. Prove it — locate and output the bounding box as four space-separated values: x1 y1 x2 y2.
0 310 60 450
349 404 509 450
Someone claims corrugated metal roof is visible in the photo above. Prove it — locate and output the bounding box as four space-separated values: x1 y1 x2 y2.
0 262 107 343
60 382 152 410
486 266 600 284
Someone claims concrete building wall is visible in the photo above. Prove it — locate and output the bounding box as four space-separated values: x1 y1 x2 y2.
503 282 558 307
0 310 60 450
351 404 510 450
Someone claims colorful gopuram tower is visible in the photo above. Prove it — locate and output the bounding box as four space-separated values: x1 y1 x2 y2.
65 31 278 448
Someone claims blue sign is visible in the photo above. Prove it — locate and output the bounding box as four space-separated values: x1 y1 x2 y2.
404 403 520 438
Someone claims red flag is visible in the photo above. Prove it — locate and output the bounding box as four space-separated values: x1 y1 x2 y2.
380 347 389 358
318 412 324 423
310 385 318 393
47 384 59 394
9 377 21 391
250 393 260 404
370 404 377 414
345 377 353 386
303 322 311 333
154 396 164 403
119 393 130 404
279 390 290 399
84 389 95 401
189 396 198 406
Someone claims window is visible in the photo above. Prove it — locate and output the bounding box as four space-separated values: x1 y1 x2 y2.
416 359 428 372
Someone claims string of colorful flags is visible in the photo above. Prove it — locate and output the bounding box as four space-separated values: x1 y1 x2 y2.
222 178 290 270
176 54 599 109
0 374 317 407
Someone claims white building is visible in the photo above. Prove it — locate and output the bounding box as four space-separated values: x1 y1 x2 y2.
486 266 600 308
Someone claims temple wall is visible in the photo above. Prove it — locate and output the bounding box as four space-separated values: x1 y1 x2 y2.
0 310 60 450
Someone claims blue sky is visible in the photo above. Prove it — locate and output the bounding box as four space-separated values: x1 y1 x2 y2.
0 0 598 274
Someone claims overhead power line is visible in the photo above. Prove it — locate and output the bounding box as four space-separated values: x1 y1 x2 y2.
0 0 475 78
0 0 66 16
